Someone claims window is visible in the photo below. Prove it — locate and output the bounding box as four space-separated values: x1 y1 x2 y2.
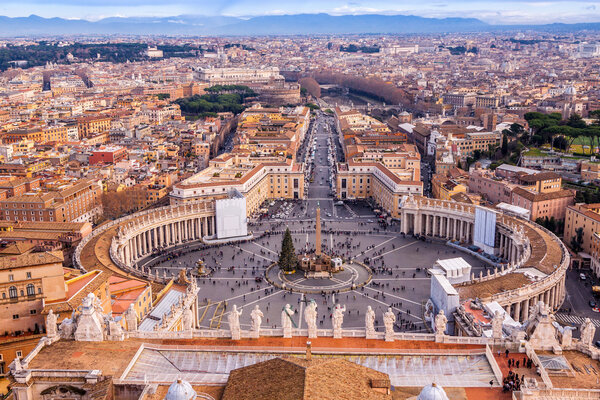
30 309 36 315
15 351 22 358
26 284 35 296
8 286 17 298
26 272 31 279
12 314 19 319
8 274 13 282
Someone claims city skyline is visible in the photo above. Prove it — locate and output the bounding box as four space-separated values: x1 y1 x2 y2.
1 0 600 25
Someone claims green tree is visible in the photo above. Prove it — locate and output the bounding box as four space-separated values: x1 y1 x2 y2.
571 227 584 253
509 123 524 136
501 134 508 156
567 113 587 129
278 228 297 272
590 110 600 125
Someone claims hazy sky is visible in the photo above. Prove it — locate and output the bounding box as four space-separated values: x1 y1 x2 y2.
1 0 599 24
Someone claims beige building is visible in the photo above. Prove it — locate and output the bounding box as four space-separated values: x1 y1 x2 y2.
0 251 65 336
564 203 600 255
336 155 422 218
581 160 600 182
170 153 305 216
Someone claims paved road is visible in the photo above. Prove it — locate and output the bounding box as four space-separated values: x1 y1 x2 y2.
562 267 600 343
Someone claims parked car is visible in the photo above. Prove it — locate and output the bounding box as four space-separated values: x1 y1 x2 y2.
580 273 587 280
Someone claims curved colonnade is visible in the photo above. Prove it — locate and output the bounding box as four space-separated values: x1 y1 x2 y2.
400 196 569 323
112 201 216 268
74 195 569 326
73 201 216 283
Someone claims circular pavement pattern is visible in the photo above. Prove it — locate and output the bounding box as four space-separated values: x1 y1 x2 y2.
266 261 372 294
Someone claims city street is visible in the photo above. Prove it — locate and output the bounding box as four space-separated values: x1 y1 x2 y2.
559 268 600 343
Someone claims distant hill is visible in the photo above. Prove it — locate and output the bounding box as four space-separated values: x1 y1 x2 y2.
0 13 599 36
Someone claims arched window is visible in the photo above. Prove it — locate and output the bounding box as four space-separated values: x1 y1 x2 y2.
9 286 17 299
26 284 35 296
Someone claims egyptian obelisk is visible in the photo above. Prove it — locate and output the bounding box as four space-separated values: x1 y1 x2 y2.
315 204 322 256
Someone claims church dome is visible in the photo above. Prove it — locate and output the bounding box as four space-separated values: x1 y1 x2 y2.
165 379 196 400
417 383 449 400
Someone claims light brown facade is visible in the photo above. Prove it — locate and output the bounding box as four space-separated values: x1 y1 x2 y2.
0 251 65 336
564 203 600 254
0 179 102 223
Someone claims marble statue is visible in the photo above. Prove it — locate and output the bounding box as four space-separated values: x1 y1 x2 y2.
581 318 596 347
59 316 76 339
561 326 575 347
13 357 22 372
108 320 124 341
250 305 264 338
182 307 193 331
228 305 243 340
435 310 448 335
332 304 346 339
492 311 504 339
365 306 376 339
383 307 396 342
282 304 293 338
124 304 138 332
304 300 318 339
74 293 105 342
46 309 58 338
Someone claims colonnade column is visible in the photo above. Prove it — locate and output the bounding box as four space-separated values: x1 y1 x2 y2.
137 235 142 258
514 301 521 323
522 298 529 322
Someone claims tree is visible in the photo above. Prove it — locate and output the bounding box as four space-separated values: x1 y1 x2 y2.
299 77 321 98
590 110 600 125
509 123 524 137
571 227 584 253
278 228 297 272
567 113 587 129
501 134 508 156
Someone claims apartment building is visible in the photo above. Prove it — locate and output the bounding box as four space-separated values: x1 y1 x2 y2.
76 115 111 138
336 159 422 218
581 160 600 182
0 179 102 223
565 203 600 254
468 169 515 204
236 105 310 159
196 67 282 85
170 153 305 216
442 93 476 108
475 95 499 109
89 146 128 165
0 177 40 198
511 187 574 221
2 128 44 144
0 251 65 336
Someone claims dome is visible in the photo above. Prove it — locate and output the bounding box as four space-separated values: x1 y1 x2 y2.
165 379 196 400
417 383 449 400
565 86 577 95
